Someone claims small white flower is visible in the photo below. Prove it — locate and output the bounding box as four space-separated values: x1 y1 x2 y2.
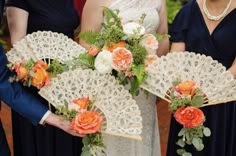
140 34 159 55
123 22 145 37
95 50 113 74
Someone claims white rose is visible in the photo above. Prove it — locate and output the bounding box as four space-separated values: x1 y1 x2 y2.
94 50 113 74
139 34 159 55
123 22 145 37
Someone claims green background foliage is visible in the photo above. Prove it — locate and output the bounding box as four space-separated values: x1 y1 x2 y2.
167 0 188 25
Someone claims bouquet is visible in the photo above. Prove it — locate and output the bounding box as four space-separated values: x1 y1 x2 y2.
56 97 106 156
169 80 211 156
8 59 64 89
79 7 167 95
6 31 87 89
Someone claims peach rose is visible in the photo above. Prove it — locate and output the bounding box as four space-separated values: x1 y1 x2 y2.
88 45 100 56
174 106 205 128
175 81 196 96
31 65 49 89
71 111 103 135
140 34 159 55
15 64 28 81
102 41 126 52
112 47 133 71
72 98 90 110
144 55 158 67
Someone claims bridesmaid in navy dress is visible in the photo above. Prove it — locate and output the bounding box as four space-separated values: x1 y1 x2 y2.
6 0 83 156
167 0 236 155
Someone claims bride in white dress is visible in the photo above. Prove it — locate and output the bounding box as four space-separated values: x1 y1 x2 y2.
80 0 169 155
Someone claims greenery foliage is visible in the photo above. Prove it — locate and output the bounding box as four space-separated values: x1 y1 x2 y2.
167 0 190 25
167 0 182 24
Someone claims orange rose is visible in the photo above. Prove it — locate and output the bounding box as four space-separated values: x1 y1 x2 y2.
72 98 90 110
31 65 49 89
175 81 196 96
88 46 100 56
102 41 126 52
112 47 133 71
174 106 204 128
15 64 28 81
71 111 103 135
34 60 48 69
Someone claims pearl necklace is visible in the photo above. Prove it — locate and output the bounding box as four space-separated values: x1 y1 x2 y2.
203 0 232 21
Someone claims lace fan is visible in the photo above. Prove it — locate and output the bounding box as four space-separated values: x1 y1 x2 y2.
6 31 86 64
141 51 236 106
38 68 142 139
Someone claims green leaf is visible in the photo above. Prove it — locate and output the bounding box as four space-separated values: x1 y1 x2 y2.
182 152 192 156
130 78 140 96
79 31 100 45
203 127 211 137
132 64 147 85
178 128 186 137
29 70 35 77
103 7 123 29
191 95 204 107
78 53 95 69
192 138 202 151
82 135 90 146
198 143 205 151
177 149 186 155
81 147 92 156
185 131 191 142
172 79 182 86
176 139 185 148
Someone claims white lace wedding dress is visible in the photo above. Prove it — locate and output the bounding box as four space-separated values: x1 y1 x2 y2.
104 0 162 156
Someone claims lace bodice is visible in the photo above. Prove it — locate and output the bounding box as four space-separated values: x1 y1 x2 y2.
110 0 161 33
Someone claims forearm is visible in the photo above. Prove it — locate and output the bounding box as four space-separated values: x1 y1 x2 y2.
157 38 169 56
6 7 28 44
228 57 236 79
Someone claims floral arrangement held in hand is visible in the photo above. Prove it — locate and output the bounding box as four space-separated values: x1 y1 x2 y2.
169 80 211 156
56 97 105 156
79 7 166 95
8 59 64 89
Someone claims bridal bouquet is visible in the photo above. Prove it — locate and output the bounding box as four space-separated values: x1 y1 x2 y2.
79 7 166 95
169 80 211 156
8 59 64 89
56 97 105 156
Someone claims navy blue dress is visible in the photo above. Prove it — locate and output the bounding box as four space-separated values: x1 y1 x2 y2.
167 0 236 156
6 0 82 156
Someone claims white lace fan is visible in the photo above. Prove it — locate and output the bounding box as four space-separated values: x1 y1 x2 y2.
141 52 236 107
6 31 86 64
38 68 142 140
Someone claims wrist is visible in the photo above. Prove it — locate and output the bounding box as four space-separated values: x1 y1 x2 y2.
44 113 62 127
